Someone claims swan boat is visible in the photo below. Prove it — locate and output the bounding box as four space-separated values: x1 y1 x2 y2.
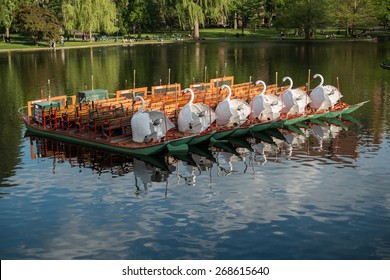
380 60 390 70
19 75 368 156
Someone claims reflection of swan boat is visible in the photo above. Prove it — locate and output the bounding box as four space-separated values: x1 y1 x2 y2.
26 113 359 189
19 74 368 157
380 60 390 70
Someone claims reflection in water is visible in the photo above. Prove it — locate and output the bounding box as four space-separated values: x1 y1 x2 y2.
25 120 359 195
1 119 390 260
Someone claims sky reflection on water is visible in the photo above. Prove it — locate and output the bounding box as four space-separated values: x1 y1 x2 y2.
1 121 389 260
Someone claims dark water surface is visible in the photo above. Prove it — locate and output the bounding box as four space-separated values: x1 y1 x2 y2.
0 40 389 259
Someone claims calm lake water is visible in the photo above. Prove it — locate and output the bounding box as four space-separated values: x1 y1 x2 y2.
0 40 389 260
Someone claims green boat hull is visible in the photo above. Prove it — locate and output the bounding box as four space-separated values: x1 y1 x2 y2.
251 131 276 145
283 115 309 126
25 124 167 156
229 126 252 137
188 131 216 146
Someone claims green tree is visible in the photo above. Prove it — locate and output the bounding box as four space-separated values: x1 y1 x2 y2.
35 0 64 15
273 0 332 39
175 0 230 40
263 0 285 27
121 0 161 38
14 2 62 45
334 0 377 37
230 0 265 35
160 0 179 31
0 0 21 40
62 0 118 41
371 0 390 28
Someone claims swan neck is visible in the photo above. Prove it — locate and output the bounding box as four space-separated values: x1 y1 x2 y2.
260 82 266 95
226 87 232 99
287 77 293 89
136 96 144 112
189 89 194 104
319 75 324 86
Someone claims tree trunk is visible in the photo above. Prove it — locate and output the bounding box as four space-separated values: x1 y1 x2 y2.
6 27 10 38
193 16 200 40
305 29 311 40
89 28 92 42
137 25 142 39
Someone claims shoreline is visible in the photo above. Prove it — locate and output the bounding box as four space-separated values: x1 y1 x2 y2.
0 36 381 53
0 39 180 53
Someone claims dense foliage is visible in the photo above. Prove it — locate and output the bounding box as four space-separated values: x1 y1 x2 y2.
1 0 389 43
14 2 62 44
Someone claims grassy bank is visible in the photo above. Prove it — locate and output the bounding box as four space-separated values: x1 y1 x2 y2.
1 28 389 52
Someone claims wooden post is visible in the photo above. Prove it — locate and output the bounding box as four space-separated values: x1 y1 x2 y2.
248 76 252 101
132 70 136 100
48 79 51 100
175 83 178 118
275 72 278 94
337 77 341 101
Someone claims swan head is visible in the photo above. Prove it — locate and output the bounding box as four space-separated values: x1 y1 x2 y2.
282 77 293 89
255 80 267 94
133 95 143 102
221 84 232 99
183 88 195 104
133 95 145 112
313 74 324 87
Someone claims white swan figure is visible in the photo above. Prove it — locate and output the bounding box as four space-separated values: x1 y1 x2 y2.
131 96 175 143
280 77 311 115
178 88 216 133
215 85 251 126
309 74 342 110
250 80 282 121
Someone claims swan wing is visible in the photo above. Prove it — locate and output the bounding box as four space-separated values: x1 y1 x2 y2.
292 89 310 113
310 86 332 110
192 103 216 131
178 105 195 132
264 94 282 113
250 95 267 118
216 99 233 125
148 110 175 138
179 103 216 133
131 112 153 143
281 89 296 113
231 99 251 123
324 85 342 106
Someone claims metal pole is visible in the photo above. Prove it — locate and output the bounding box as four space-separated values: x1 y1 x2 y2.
48 79 51 100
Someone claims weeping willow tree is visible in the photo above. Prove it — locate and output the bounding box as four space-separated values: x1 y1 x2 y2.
62 0 118 41
175 0 230 39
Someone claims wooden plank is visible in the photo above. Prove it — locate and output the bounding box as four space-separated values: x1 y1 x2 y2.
151 84 181 96
116 87 148 99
